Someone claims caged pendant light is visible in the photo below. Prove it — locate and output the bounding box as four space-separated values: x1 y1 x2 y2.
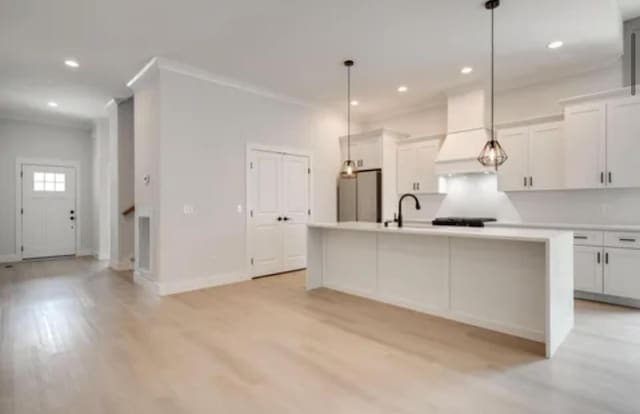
478 0 508 170
341 60 357 178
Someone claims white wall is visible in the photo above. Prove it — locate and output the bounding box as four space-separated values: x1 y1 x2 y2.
92 118 110 260
131 60 344 292
0 118 94 260
106 99 135 270
367 62 640 226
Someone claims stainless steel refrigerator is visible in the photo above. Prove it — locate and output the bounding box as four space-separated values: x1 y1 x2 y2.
337 170 382 223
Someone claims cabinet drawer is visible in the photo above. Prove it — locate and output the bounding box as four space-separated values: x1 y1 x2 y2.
572 230 603 247
604 232 640 249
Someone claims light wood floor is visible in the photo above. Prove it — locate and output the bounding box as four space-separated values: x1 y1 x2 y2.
1 258 640 414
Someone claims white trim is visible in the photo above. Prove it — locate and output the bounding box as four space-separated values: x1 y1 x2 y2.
126 57 159 88
155 272 250 296
15 158 82 261
0 254 20 264
110 259 133 271
133 271 160 295
76 248 93 257
559 85 640 106
127 57 314 108
245 144 313 279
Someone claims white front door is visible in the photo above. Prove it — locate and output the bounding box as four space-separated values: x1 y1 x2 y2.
249 150 309 277
22 164 77 258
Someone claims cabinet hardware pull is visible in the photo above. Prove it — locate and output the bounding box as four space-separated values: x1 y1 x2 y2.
574 236 588 240
417 183 420 191
600 172 604 184
524 176 527 187
529 176 533 187
619 238 636 242
608 171 612 184
605 252 609 265
597 252 601 264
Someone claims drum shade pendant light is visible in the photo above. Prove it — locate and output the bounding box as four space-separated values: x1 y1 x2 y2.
478 0 508 170
341 60 357 178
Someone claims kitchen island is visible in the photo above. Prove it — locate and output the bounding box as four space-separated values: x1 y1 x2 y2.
306 222 574 358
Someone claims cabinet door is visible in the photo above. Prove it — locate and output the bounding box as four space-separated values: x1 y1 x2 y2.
496 127 529 192
606 96 640 188
604 248 640 300
415 141 441 194
564 103 606 189
357 137 382 170
574 246 604 293
397 146 417 194
529 122 564 190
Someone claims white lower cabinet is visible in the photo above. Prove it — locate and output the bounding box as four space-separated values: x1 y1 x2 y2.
604 248 640 300
573 231 640 302
574 245 603 294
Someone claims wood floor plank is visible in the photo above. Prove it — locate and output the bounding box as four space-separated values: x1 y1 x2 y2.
1 258 639 413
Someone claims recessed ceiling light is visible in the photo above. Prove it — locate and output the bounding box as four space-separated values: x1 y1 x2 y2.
64 59 79 68
547 41 563 49
47 101 58 108
397 85 408 93
350 100 359 106
461 67 473 75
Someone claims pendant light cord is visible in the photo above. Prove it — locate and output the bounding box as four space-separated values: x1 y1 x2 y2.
490 4 495 142
347 64 351 160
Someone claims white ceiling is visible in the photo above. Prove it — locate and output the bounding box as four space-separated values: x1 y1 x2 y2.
0 0 633 128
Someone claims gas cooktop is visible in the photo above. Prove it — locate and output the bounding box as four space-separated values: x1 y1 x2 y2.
431 217 497 228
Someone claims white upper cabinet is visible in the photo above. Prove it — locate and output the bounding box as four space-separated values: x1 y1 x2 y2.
396 139 443 194
529 122 564 190
563 102 607 189
497 127 529 192
606 96 640 188
497 122 563 192
340 135 382 170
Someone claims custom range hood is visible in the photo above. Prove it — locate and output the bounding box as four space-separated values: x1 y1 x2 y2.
435 86 496 176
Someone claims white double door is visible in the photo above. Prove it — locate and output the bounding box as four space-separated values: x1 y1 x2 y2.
21 164 77 258
249 150 309 277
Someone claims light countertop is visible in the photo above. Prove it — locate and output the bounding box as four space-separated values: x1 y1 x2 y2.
308 222 571 243
487 221 640 233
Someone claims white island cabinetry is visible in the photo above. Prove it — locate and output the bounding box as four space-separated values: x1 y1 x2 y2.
307 222 575 358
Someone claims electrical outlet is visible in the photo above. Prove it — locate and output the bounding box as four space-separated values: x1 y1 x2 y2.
183 204 195 215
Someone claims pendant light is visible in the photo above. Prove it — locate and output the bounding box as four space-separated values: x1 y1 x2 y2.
477 0 508 170
341 60 357 178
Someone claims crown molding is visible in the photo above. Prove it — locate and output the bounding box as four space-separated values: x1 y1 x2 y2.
126 57 316 109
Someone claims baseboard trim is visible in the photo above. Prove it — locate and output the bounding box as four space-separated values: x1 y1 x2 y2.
76 248 94 257
133 271 160 295
0 254 19 264
110 260 134 271
157 272 250 296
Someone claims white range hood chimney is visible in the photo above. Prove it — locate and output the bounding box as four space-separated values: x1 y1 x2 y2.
435 86 495 176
